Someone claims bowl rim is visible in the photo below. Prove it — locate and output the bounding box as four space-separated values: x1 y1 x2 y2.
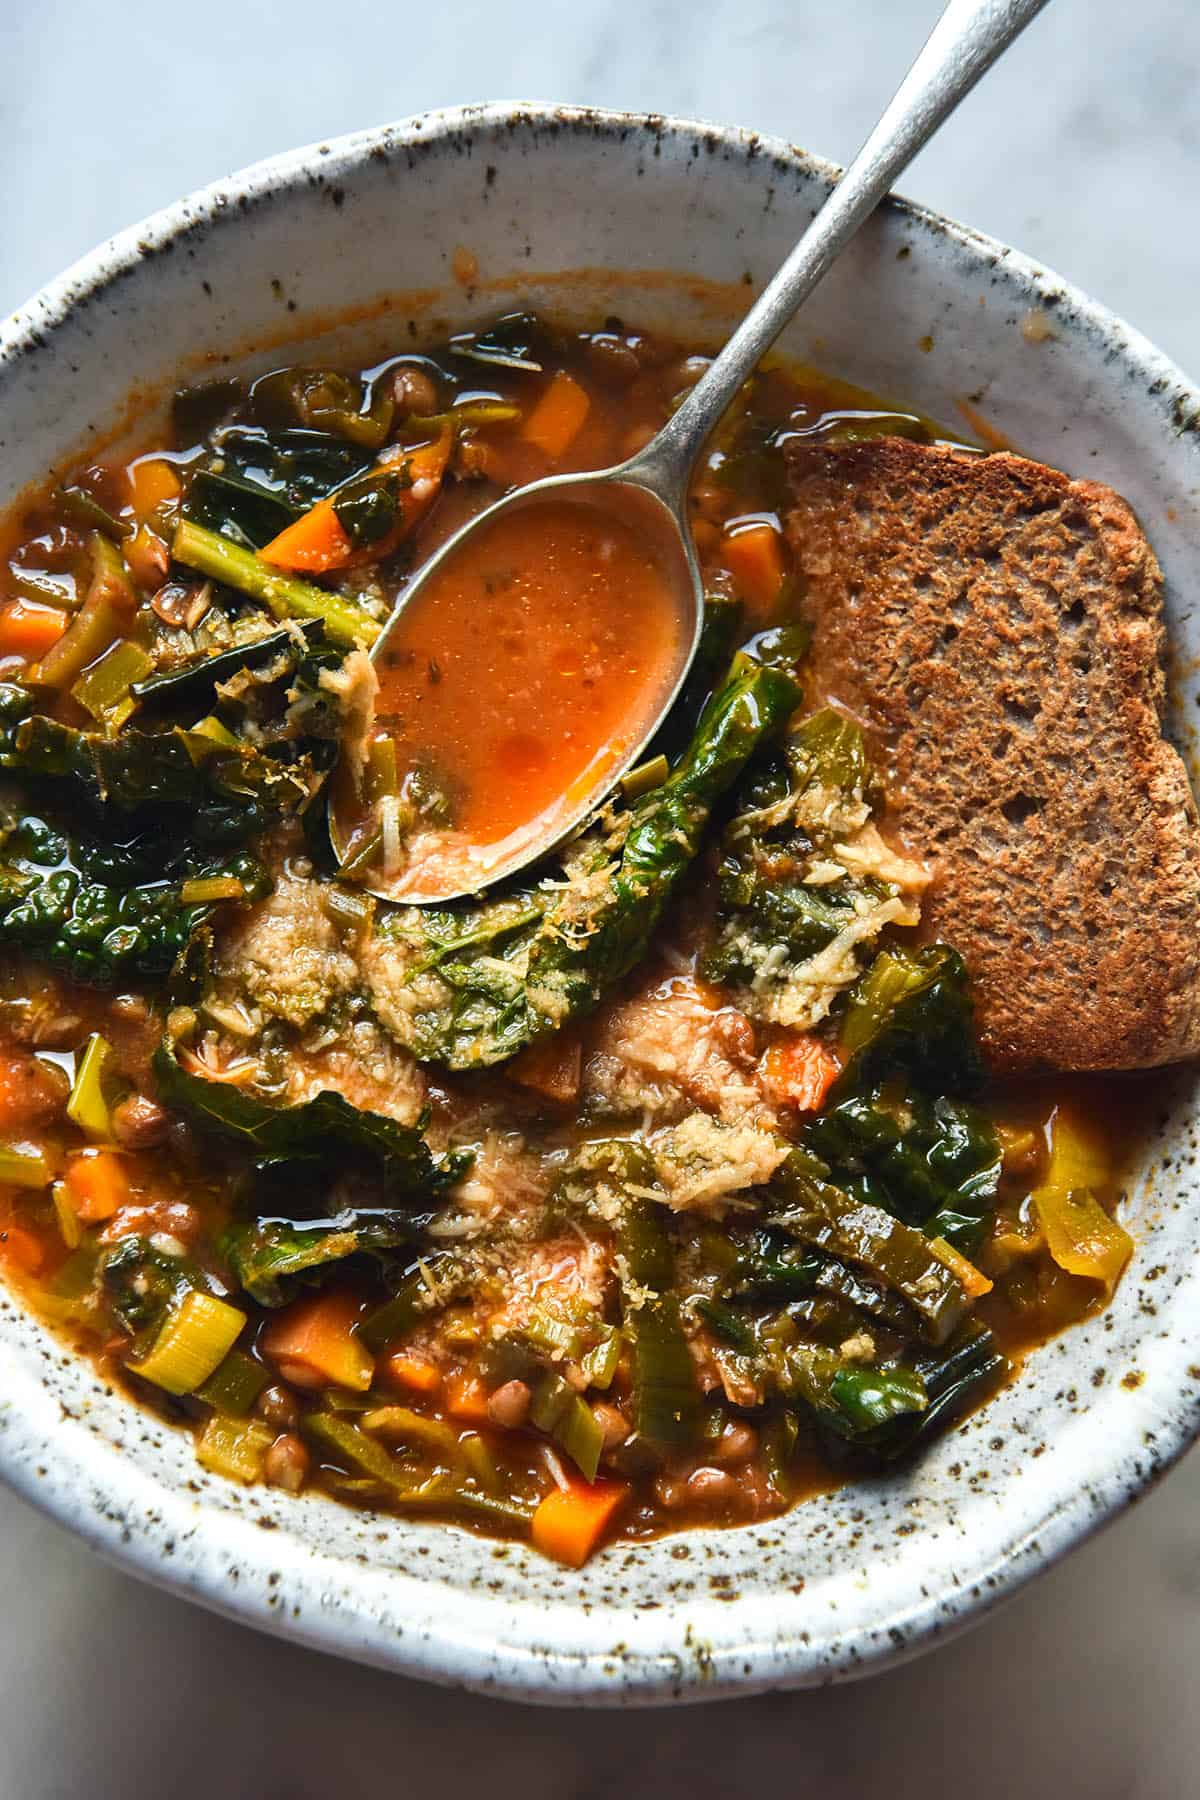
3 100 1200 1706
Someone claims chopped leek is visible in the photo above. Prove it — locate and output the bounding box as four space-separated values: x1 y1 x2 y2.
579 1328 621 1390
196 1349 269 1416
0 1144 55 1189
66 1034 114 1142
51 1180 81 1248
359 1405 461 1458
1033 1187 1132 1293
32 536 132 690
620 754 669 801
365 736 399 804
71 639 152 726
196 1415 274 1483
530 1372 604 1482
131 1289 247 1396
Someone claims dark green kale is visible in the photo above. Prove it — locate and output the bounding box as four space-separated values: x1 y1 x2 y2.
223 1212 423 1308
805 1089 1002 1253
182 425 375 549
372 653 802 1071
99 1236 210 1334
0 810 270 988
835 942 987 1098
153 1025 469 1202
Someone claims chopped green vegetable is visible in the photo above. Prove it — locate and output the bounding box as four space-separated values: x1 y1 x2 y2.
171 519 380 649
66 1033 114 1140
836 943 986 1098
196 1348 269 1416
769 1150 972 1344
373 652 800 1070
196 1414 275 1483
0 1144 55 1188
529 1371 604 1481
131 1289 246 1395
71 639 153 727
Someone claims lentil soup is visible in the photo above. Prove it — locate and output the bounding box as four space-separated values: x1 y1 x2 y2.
0 311 1140 1567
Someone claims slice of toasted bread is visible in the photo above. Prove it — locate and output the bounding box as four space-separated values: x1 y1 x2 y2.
783 436 1200 1074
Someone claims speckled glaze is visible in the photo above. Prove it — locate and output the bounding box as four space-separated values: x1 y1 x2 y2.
2 104 1200 1707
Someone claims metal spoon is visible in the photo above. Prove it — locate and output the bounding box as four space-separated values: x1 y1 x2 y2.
334 0 1049 903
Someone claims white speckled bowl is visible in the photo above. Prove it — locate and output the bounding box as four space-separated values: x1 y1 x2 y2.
2 104 1200 1706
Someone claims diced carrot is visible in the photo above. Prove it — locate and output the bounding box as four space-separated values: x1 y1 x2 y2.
508 1032 582 1106
928 1234 994 1299
262 1289 374 1391
382 1352 443 1395
531 1475 630 1568
0 599 68 661
0 1225 45 1276
761 1035 840 1113
129 457 182 522
261 431 451 574
721 519 786 612
522 371 591 461
260 498 354 574
66 1148 130 1223
125 525 169 590
444 1371 491 1426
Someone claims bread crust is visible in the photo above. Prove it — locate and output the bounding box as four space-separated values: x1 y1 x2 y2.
783 437 1200 1074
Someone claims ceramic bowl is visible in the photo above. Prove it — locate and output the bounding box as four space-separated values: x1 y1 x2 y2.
2 104 1199 1707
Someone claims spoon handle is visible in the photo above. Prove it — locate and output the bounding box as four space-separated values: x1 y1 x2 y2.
635 0 1050 493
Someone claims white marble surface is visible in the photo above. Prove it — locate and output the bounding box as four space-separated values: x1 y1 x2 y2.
2 0 1200 1791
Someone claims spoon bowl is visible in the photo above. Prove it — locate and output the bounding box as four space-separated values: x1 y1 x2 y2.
331 0 1048 901
328 455 704 903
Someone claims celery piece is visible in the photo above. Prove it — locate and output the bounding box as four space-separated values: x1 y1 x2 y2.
619 754 669 801
33 536 132 690
71 638 153 725
523 1310 583 1362
579 1328 622 1390
304 1413 533 1523
184 716 244 755
339 828 383 877
171 519 380 650
179 875 247 905
530 1372 604 1482
0 1144 54 1189
131 1289 246 1396
55 485 130 542
66 1033 114 1141
196 1415 275 1484
321 885 373 933
359 1405 461 1460
365 736 399 805
196 1349 269 1417
51 1180 81 1249
459 1432 499 1492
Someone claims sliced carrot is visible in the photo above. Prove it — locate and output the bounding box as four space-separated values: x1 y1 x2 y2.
721 519 786 612
508 1032 583 1106
129 457 181 522
0 599 68 661
0 1225 45 1276
125 525 169 590
531 1476 630 1568
761 1035 840 1113
261 431 451 574
382 1352 443 1395
522 371 590 461
259 498 353 574
65 1148 129 1224
444 1371 491 1426
261 1290 374 1392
